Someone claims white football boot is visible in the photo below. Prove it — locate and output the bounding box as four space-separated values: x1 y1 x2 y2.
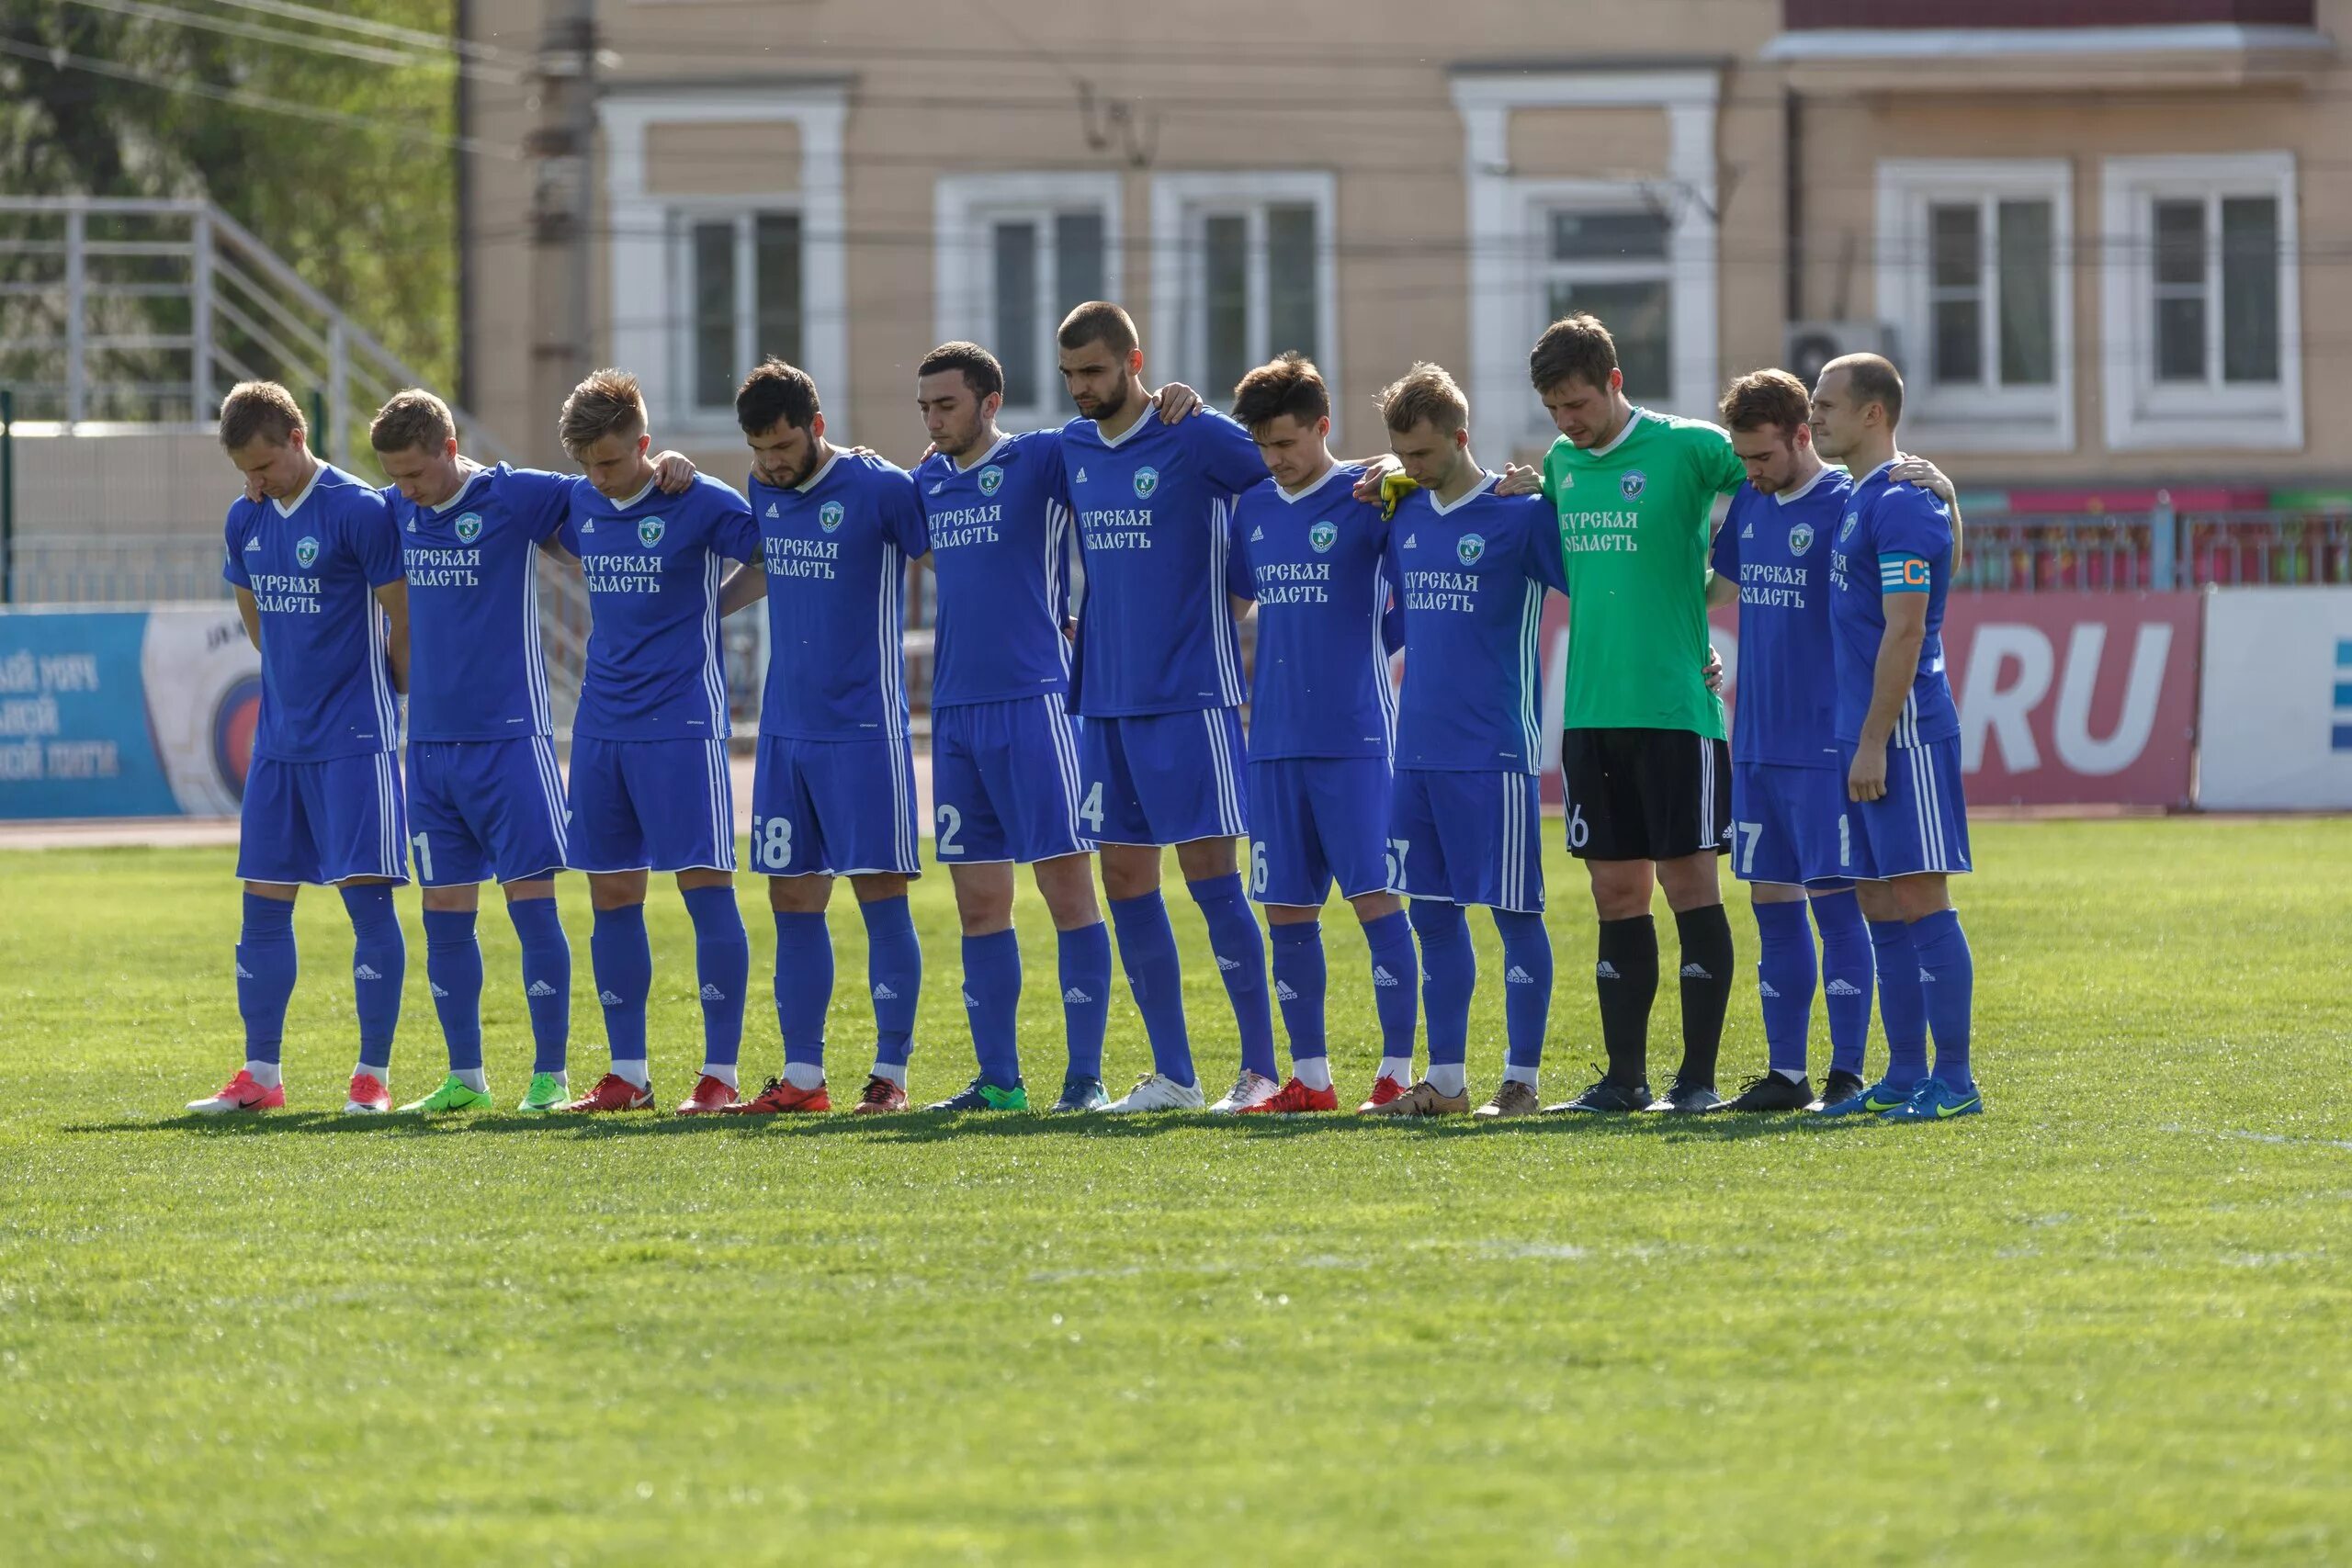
1102 1072 1206 1112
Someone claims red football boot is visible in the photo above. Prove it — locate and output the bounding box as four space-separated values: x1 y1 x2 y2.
187 1068 284 1114
674 1074 740 1115
1241 1077 1340 1114
344 1070 391 1113
726 1077 831 1115
559 1073 654 1113
1356 1075 1409 1112
849 1075 908 1115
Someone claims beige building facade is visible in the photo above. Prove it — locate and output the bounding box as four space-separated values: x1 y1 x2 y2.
457 0 2350 493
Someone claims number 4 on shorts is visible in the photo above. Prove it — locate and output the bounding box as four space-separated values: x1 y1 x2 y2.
1079 783 1105 835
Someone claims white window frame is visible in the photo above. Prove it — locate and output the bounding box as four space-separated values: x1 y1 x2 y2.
934 173 1124 432
1148 170 1339 437
1874 158 2074 454
1524 186 1680 412
2101 152 2301 452
600 86 849 441
1451 69 1721 451
668 206 806 422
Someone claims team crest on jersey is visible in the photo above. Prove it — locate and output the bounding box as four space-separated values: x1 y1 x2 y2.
1621 470 1647 501
1456 533 1486 566
1788 522 1815 555
1840 512 1860 542
820 501 845 533
978 465 1004 497
1309 520 1337 554
1134 467 1159 499
454 513 483 545
294 536 320 569
637 517 665 547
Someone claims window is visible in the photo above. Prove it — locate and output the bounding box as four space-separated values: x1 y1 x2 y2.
681 210 803 415
1149 172 1337 420
934 175 1122 427
1875 160 2072 452
1540 208 1673 402
2102 152 2300 452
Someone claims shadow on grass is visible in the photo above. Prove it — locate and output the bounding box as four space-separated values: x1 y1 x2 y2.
67 1105 1875 1145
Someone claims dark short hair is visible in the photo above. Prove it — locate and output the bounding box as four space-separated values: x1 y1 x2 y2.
1057 300 1138 360
1529 313 1619 395
1825 353 1905 429
1377 362 1469 436
1718 368 1812 435
1231 352 1330 432
219 380 304 450
918 341 1005 401
736 356 822 435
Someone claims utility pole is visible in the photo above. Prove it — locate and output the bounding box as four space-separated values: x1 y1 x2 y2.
527 0 597 461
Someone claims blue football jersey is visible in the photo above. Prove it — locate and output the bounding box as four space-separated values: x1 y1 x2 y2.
1827 459 1962 747
560 472 760 741
389 462 573 742
220 462 402 762
915 429 1074 708
1061 408 1268 716
1387 478 1569 773
1227 461 1397 761
1708 467 1849 769
751 450 929 741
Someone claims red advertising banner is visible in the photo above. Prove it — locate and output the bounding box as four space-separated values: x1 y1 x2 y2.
1535 592 2201 807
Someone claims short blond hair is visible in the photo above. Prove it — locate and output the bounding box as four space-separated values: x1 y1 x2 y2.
560 368 648 457
1377 362 1469 436
370 389 456 456
218 380 304 451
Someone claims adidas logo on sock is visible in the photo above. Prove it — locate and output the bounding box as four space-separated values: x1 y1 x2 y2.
1826 978 1861 997
1505 965 1534 984
960 988 979 1007
527 980 559 998
1680 963 1713 980
354 964 384 981
1216 955 1240 972
1596 960 1621 979
1063 987 1093 1003
1273 980 1299 1001
1917 967 1937 983
234 962 254 979
597 989 625 1006
873 982 899 1000
699 983 726 1002
428 982 450 998
1758 980 1781 998
1372 965 1399 987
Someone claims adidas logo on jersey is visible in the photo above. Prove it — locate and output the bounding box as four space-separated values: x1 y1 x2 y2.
1596 960 1621 979
1403 533 1418 548
578 519 595 534
765 502 780 517
699 983 726 1002
1372 965 1400 987
234 962 255 978
527 979 559 998
1741 522 1755 539
1680 963 1713 980
1826 978 1861 997
1273 980 1298 1001
1073 468 1089 484
428 981 449 998
873 982 899 1000
1063 987 1093 1004
1758 980 1781 998
1216 955 1240 973
929 482 945 495
243 537 262 551
597 989 624 1006
1250 525 1265 541
406 518 418 533
1505 965 1534 984
354 964 385 981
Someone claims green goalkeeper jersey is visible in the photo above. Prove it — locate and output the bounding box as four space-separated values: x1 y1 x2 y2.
1542 407 1745 738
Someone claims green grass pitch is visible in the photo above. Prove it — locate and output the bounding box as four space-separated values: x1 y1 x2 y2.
2 818 2347 1563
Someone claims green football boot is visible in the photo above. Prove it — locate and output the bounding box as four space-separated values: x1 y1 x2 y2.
399 1073 494 1113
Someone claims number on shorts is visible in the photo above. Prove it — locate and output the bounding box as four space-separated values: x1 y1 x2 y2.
410 832 434 883
1734 819 1762 877
1078 782 1105 835
1566 805 1589 852
754 814 792 872
1250 840 1268 896
1385 837 1410 892
936 803 963 857
1838 814 1851 869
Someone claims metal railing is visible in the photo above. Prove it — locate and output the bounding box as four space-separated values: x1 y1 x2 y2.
1956 505 2352 592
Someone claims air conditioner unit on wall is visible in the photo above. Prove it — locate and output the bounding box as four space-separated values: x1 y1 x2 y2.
1783 322 1899 389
